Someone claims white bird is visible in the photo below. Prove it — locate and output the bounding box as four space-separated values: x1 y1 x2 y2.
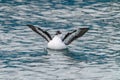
27 25 89 50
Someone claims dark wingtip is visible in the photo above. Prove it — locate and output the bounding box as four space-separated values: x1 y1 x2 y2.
26 24 30 26
26 24 33 27
26 25 36 30
79 28 89 30
79 28 89 32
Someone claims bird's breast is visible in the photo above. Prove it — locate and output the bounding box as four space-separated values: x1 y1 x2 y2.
47 37 67 50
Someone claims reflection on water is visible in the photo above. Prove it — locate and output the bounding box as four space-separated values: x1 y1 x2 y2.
0 0 120 80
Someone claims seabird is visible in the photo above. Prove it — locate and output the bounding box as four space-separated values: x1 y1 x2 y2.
27 25 89 50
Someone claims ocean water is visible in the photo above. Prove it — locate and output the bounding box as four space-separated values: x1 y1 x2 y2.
0 0 120 80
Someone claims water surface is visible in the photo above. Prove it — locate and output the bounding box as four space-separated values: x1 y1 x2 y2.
0 0 120 80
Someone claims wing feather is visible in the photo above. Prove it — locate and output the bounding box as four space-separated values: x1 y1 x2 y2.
27 25 52 42
63 28 89 45
62 30 76 41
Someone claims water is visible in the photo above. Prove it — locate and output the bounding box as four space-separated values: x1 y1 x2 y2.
0 0 120 80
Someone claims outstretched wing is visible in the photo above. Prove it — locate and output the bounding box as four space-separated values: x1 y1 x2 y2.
27 25 52 42
62 30 77 41
63 28 89 45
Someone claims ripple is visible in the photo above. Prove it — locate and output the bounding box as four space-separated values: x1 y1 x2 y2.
0 0 120 80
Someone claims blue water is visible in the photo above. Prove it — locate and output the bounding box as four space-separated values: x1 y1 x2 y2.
0 0 120 80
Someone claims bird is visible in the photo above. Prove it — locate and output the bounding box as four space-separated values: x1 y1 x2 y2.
27 25 89 50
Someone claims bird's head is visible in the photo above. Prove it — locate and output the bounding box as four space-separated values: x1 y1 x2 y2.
55 31 62 35
55 31 62 38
